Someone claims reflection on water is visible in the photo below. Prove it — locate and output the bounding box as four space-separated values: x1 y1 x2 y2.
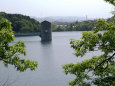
0 32 101 86
40 40 52 45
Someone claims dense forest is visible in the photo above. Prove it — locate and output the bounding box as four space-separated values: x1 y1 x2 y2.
0 12 112 32
0 12 41 33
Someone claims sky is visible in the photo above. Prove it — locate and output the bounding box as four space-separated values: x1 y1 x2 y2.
0 0 114 19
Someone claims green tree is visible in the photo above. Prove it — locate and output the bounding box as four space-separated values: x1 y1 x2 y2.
0 18 38 72
62 0 115 86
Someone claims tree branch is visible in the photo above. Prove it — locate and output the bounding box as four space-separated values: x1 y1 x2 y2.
94 53 115 71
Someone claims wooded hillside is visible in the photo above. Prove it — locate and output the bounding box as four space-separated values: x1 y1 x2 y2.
0 12 40 33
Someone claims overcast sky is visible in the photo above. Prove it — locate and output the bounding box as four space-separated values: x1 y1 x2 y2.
0 0 114 18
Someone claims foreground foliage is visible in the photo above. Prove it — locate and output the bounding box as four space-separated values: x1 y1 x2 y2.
62 0 115 86
0 18 38 72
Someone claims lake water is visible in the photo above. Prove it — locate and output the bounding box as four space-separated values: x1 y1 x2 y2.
0 32 101 86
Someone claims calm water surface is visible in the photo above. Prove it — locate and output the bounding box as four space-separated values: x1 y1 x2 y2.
0 32 101 86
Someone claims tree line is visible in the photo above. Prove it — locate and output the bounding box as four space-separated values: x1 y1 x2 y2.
0 12 41 33
52 18 112 31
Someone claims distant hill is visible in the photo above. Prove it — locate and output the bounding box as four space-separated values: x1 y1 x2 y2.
0 12 41 33
0 12 112 33
32 16 91 23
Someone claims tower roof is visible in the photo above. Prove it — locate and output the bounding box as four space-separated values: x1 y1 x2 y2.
41 20 51 24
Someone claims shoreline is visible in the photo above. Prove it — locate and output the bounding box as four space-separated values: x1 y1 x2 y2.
14 32 41 37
